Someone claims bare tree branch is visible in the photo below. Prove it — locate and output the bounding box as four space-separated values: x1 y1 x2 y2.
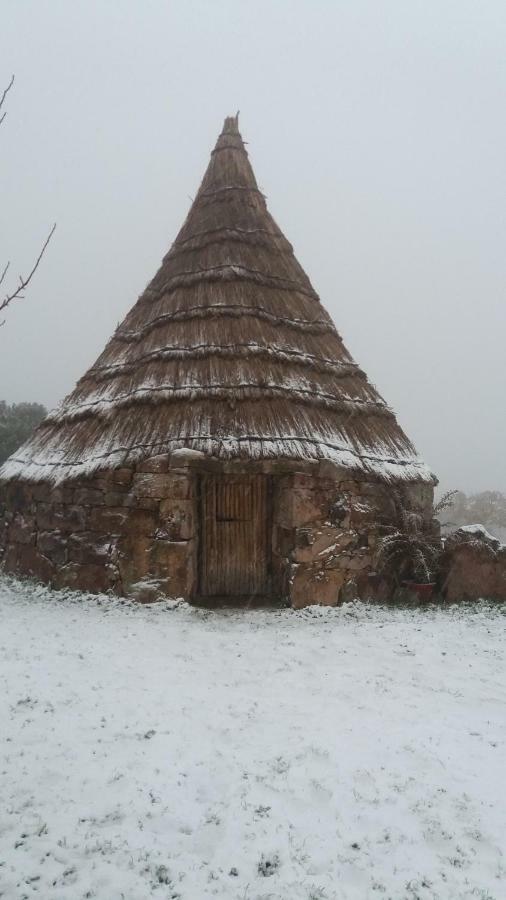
1 75 55 326
0 224 56 325
0 74 15 126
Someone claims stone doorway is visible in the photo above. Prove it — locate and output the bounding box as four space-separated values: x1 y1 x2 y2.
198 473 272 600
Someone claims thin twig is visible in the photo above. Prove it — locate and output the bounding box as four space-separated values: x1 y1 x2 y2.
0 261 9 287
0 74 15 126
0 223 56 324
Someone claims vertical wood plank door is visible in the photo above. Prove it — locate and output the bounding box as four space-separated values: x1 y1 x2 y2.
199 474 271 598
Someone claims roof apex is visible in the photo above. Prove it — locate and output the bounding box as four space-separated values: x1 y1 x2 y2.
220 112 241 136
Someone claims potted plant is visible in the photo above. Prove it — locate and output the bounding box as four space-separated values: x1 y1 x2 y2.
373 490 456 599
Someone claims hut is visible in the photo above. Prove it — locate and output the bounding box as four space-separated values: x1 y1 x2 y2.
0 116 435 606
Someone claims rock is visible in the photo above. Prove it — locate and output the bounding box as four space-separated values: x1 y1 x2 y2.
273 481 294 528
159 498 193 540
53 562 117 593
293 526 352 564
290 565 345 609
9 515 36 545
349 497 375 529
60 505 89 533
123 508 158 537
5 544 54 582
109 468 134 486
446 524 501 552
67 531 115 566
137 455 169 474
292 487 324 526
440 528 506 602
170 448 205 463
150 540 193 596
118 535 153 589
89 506 128 534
37 530 67 565
4 482 33 513
132 473 179 500
36 503 65 532
103 491 136 507
73 487 105 507
126 578 169 603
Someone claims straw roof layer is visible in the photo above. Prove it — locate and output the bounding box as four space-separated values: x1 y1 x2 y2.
1 116 434 485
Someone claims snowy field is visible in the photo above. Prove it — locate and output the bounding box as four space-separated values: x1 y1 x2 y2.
1 576 505 900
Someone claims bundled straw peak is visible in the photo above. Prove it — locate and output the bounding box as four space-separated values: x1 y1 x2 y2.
0 116 435 486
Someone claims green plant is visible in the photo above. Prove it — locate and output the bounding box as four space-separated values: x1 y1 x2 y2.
374 490 456 584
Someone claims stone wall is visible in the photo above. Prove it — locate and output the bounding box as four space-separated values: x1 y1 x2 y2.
274 465 434 608
0 454 433 606
439 527 506 602
0 454 196 600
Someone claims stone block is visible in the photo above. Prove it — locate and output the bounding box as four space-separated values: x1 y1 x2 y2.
36 503 88 534
31 482 55 503
38 530 67 565
2 544 19 574
290 565 345 609
169 448 205 466
403 482 435 518
123 508 158 537
440 541 506 602
9 515 36 545
137 454 169 474
68 531 115 566
159 498 193 540
273 524 294 558
110 468 134 486
326 495 351 528
65 505 90 533
349 497 376 529
118 535 153 589
273 481 294 527
132 473 171 499
336 480 362 495
36 502 65 532
292 488 326 526
103 491 136 507
293 526 353 563
132 472 192 501
136 497 161 511
14 545 54 583
292 473 315 490
339 551 373 571
126 578 170 603
73 487 105 507
53 561 117 594
5 482 33 514
89 506 128 534
150 539 193 595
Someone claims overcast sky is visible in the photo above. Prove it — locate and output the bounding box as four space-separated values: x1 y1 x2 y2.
1 0 505 492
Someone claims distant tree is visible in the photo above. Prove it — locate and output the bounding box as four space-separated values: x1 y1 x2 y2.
0 401 47 465
1 75 55 325
442 489 506 542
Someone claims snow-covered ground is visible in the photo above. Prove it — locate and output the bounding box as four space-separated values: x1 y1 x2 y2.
1 576 505 900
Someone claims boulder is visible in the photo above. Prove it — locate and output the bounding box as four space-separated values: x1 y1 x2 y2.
440 525 506 601
290 564 345 609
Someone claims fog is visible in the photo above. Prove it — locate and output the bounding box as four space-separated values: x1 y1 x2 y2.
1 0 505 492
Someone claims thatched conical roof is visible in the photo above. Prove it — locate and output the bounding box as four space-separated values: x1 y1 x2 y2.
1 116 434 485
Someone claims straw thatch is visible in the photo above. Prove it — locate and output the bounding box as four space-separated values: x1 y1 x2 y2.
0 115 434 485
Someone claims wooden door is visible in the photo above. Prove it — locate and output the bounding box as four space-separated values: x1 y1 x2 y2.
199 474 271 598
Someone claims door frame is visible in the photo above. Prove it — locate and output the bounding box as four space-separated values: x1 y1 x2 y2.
196 471 274 603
